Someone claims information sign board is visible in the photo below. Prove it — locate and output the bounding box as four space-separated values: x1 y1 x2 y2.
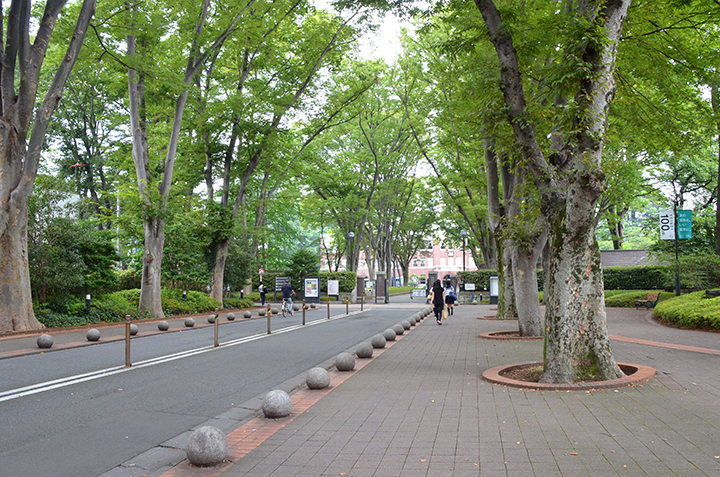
327 280 339 296
275 276 290 292
677 210 692 239
659 210 675 240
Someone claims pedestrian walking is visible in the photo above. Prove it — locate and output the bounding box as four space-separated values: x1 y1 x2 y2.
444 281 456 315
429 279 445 325
259 283 266 306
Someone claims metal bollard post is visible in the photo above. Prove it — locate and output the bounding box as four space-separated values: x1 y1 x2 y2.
327 299 330 320
125 315 131 368
302 301 306 326
361 295 364 311
267 306 272 334
214 309 220 347
346 299 349 314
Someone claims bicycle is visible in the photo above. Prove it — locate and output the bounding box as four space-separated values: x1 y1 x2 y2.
282 298 294 316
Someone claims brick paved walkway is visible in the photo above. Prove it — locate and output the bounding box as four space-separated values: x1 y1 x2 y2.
205 306 720 476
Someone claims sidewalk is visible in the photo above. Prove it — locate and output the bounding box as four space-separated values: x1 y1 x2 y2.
154 304 720 476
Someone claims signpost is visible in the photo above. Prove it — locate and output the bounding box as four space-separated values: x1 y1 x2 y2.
660 209 692 296
274 276 290 302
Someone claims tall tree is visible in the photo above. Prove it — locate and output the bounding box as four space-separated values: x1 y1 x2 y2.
476 0 631 382
124 0 250 317
0 0 96 332
202 6 368 302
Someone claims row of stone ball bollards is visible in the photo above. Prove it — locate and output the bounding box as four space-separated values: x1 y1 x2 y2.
36 304 322 348
183 306 434 467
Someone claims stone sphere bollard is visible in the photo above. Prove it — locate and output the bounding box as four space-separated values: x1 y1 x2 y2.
262 390 293 418
392 324 405 335
158 321 170 331
130 324 139 335
226 313 236 321
37 334 53 349
400 320 411 330
243 311 252 319
271 308 279 315
306 367 331 390
258 308 266 316
185 426 228 467
356 342 373 359
335 352 355 371
185 318 195 328
310 303 316 308
207 314 216 324
86 329 101 342
383 328 397 341
371 334 387 349
408 316 416 326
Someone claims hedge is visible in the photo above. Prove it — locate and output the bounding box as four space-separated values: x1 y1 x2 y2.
252 271 357 294
459 265 669 291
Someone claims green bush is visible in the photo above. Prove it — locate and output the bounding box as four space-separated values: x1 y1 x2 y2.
161 289 221 315
603 290 669 308
223 295 255 309
602 266 669 290
252 271 357 295
654 291 720 330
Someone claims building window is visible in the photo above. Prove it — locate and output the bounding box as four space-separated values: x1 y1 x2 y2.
413 259 418 267
420 259 426 267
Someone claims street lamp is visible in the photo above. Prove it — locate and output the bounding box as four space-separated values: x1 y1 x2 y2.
460 230 467 271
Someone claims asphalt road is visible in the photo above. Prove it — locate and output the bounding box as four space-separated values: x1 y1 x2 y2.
0 298 422 477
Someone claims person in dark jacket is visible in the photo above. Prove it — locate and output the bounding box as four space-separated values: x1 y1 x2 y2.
429 279 445 325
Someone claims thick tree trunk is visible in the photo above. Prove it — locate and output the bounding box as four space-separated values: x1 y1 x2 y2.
712 82 720 256
139 219 165 318
497 242 517 320
210 239 230 303
511 239 544 337
540 192 623 383
0 198 44 331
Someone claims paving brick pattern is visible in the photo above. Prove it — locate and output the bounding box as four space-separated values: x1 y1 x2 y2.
213 306 720 476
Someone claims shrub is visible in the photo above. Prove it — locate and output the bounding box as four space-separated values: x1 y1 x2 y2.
223 295 255 309
654 291 720 330
603 290 669 308
603 266 670 290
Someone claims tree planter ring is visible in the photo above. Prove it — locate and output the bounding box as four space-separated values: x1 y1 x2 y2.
478 331 543 340
482 361 656 391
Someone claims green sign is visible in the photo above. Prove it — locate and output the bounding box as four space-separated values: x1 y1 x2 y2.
677 210 692 239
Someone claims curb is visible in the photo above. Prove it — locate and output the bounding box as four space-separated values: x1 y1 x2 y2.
482 361 657 391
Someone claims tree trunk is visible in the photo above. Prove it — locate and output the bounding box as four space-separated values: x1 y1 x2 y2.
497 242 517 319
511 237 545 337
210 239 230 303
711 81 720 256
0 198 44 331
139 219 165 318
541 196 622 382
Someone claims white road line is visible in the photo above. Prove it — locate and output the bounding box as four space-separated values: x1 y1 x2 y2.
0 311 365 403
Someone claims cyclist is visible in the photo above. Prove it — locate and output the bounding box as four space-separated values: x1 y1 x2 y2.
281 279 295 315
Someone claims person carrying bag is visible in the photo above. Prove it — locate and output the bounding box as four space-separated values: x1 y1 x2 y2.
429 279 445 325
